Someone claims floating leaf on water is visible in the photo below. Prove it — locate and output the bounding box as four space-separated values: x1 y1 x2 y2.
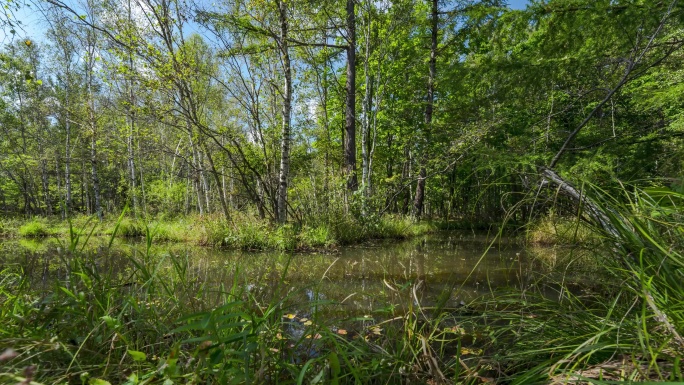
337 329 348 335
299 318 308 323
303 320 313 326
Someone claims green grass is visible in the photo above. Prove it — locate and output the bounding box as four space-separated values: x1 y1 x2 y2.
17 218 51 237
4 212 434 252
526 212 601 246
475 181 684 383
0 225 472 384
2 186 684 384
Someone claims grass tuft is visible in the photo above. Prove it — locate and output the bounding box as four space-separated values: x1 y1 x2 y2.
18 218 50 237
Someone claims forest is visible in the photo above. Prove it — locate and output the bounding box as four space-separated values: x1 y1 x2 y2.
1 0 684 384
0 0 678 226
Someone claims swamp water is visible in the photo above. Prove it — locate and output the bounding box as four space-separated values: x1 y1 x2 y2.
1 232 568 317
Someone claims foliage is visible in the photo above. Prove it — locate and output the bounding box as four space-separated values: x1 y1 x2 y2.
526 211 600 246
17 218 50 237
2 0 684 383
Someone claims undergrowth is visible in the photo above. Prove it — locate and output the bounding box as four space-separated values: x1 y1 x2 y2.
1 182 683 384
5 212 435 252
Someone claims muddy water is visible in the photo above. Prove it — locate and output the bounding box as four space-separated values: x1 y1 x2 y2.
1 232 553 314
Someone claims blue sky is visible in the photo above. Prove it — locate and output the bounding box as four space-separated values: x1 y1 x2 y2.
508 0 530 10
1 0 532 43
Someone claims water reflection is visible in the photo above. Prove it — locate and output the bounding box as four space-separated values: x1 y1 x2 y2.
0 233 548 314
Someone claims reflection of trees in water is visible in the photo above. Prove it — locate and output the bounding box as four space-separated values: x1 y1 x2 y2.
3 234 567 312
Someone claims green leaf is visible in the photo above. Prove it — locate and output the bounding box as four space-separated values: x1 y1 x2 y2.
123 373 139 385
329 352 340 385
128 350 147 362
101 316 121 329
60 286 77 299
89 379 112 385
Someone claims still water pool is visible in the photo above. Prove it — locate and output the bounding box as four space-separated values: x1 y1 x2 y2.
1 232 564 316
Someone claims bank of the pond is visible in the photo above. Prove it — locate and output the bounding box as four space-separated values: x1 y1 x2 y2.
1 213 438 251
1 231 681 384
525 214 602 246
3 185 684 384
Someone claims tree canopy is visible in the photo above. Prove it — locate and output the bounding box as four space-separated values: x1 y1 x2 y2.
0 0 682 224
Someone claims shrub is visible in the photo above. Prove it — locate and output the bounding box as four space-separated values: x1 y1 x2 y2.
115 217 145 238
527 212 598 245
18 219 50 237
298 225 335 249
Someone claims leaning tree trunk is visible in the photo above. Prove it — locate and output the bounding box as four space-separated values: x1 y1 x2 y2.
540 166 684 349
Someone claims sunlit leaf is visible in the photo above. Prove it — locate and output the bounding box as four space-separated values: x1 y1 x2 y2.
89 379 111 385
460 347 483 356
127 350 146 362
446 326 465 335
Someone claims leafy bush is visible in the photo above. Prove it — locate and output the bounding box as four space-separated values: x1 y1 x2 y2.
115 217 145 237
18 219 50 237
298 225 334 249
527 212 599 245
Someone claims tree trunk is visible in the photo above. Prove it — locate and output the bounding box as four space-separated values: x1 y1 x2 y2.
345 0 358 191
87 63 102 220
413 0 438 218
361 0 372 199
201 140 231 221
127 0 138 217
65 88 72 218
189 135 204 215
277 0 292 224
91 130 102 220
40 154 51 216
402 145 411 214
